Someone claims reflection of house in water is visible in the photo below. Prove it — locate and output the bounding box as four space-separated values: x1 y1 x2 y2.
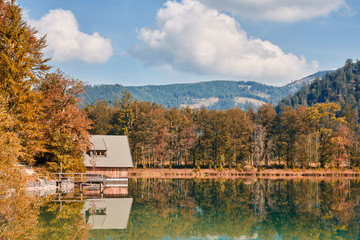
84 198 133 230
85 186 129 196
84 135 133 178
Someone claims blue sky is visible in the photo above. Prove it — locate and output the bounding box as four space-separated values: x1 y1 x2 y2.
18 0 360 86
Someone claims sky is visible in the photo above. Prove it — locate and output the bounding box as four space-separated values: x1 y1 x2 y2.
18 0 360 87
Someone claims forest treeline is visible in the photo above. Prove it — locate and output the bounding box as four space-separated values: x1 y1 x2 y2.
0 0 90 186
85 89 360 169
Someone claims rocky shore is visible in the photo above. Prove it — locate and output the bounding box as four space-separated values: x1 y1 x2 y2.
19 164 74 195
26 178 57 196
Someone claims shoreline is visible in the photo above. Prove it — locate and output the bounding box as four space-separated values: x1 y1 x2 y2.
129 168 360 179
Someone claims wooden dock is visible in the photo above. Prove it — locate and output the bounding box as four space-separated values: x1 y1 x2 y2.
52 173 107 192
51 173 128 192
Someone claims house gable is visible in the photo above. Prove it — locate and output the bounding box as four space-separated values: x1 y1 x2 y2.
84 135 133 168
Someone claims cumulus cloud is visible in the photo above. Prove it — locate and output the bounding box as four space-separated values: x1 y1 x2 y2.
199 0 348 22
133 0 318 85
29 9 113 63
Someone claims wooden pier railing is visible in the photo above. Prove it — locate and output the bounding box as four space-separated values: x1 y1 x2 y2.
51 173 107 192
51 173 128 192
51 173 106 183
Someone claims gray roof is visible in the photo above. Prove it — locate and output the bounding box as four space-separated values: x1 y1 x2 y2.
84 135 133 168
83 198 133 230
89 136 107 150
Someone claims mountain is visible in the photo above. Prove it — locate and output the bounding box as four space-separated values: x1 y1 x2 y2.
82 84 126 104
282 71 332 94
82 71 329 110
277 59 360 112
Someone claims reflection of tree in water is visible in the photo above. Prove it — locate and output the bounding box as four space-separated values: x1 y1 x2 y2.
111 179 360 240
0 190 43 239
4 179 356 239
37 201 90 240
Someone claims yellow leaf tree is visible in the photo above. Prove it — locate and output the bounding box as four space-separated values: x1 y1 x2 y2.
0 0 49 164
305 103 346 168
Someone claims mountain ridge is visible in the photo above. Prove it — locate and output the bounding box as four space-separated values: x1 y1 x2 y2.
83 71 330 110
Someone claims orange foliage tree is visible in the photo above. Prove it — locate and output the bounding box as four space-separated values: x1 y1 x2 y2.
0 0 50 164
36 70 91 172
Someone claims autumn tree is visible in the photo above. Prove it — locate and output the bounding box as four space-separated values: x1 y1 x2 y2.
250 123 266 168
128 101 156 167
178 108 198 167
130 103 168 167
36 70 91 172
155 127 170 168
166 107 197 167
110 90 135 135
276 106 311 167
0 0 49 164
305 103 346 168
252 104 276 167
84 100 112 135
226 108 252 166
332 124 353 167
0 96 24 193
194 108 218 167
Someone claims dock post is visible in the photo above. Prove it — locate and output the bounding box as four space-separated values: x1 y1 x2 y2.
100 183 104 193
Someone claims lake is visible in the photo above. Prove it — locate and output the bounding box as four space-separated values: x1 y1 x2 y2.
2 178 360 239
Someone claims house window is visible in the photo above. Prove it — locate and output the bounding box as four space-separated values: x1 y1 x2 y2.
87 150 107 157
96 150 107 156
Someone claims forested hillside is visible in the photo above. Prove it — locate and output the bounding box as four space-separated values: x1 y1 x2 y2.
278 60 360 116
127 80 284 110
83 84 126 105
83 71 329 110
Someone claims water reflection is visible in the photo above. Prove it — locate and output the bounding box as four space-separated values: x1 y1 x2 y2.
122 179 360 240
2 179 360 239
84 198 133 230
38 199 90 239
0 190 43 239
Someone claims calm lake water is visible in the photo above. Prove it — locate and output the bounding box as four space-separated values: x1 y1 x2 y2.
6 178 360 239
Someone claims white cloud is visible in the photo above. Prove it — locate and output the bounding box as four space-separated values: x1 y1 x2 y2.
198 0 348 22
133 0 318 85
29 9 113 63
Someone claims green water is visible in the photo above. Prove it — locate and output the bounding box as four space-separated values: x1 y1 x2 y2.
9 179 360 239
